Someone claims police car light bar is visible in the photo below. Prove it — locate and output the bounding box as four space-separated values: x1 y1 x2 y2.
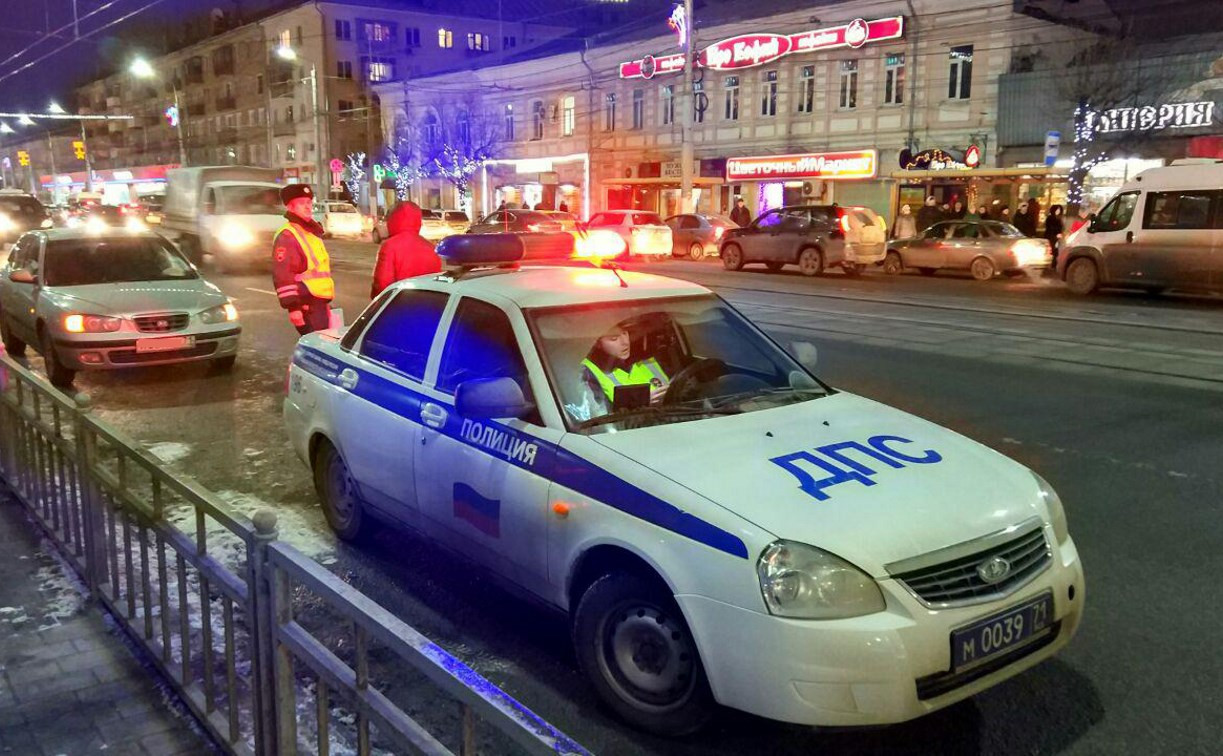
436 232 577 267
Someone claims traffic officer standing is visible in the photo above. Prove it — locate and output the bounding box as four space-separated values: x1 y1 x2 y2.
273 184 335 334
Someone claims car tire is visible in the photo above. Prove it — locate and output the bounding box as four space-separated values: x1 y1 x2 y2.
39 329 75 389
883 251 904 275
721 244 743 271
1065 257 1100 295
688 243 704 262
0 313 26 356
797 247 823 277
313 441 372 543
209 355 237 373
573 572 714 736
970 256 997 281
918 267 937 277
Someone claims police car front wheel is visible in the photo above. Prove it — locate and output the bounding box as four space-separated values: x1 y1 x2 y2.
313 441 372 542
573 572 714 736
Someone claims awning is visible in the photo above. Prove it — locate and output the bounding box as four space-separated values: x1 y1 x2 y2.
888 167 1069 181
603 177 724 186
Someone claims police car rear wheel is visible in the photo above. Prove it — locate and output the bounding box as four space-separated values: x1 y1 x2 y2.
313 442 371 542
574 573 713 736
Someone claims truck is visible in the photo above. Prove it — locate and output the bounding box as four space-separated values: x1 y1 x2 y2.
161 166 284 271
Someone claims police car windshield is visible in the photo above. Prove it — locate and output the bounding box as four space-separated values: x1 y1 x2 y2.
527 294 826 432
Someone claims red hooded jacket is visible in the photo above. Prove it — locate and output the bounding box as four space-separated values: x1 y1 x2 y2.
371 202 442 297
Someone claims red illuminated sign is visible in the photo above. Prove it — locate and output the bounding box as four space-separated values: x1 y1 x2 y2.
620 17 904 79
726 151 878 182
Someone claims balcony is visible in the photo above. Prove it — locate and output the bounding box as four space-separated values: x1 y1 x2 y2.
215 95 237 112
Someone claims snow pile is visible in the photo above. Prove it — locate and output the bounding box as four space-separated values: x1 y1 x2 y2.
146 441 194 465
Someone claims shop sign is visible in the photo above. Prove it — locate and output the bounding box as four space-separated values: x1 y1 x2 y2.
1090 101 1215 134
661 160 698 179
620 17 903 79
898 147 976 171
726 150 877 181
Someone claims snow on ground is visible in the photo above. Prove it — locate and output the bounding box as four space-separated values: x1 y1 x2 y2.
146 441 194 465
212 490 338 566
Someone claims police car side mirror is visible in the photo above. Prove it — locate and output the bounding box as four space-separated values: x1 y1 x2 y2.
791 341 818 372
455 377 534 420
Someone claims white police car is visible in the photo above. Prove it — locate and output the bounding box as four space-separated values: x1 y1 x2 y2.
283 233 1084 736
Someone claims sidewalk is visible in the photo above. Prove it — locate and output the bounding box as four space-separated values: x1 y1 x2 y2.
0 486 218 755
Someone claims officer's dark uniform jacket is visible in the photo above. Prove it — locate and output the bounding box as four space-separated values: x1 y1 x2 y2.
272 211 334 332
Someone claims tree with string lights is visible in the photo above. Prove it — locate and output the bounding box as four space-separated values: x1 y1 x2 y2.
411 96 502 215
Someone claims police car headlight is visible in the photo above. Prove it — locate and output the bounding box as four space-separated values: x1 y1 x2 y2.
1034 472 1069 545
757 541 885 619
218 223 255 249
199 302 239 324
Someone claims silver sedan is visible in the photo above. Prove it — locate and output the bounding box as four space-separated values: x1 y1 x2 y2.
0 229 241 387
885 220 1052 280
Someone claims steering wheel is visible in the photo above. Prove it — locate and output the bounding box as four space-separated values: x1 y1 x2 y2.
663 357 726 404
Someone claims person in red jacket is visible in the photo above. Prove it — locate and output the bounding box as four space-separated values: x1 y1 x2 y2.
272 184 335 334
371 201 442 297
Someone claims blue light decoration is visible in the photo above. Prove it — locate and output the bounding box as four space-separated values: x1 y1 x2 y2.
380 148 424 201
668 4 688 48
164 105 179 128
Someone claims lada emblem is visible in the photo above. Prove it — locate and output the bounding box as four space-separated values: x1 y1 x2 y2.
976 556 1012 584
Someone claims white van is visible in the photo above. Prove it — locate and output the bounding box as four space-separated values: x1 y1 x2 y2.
1058 160 1223 295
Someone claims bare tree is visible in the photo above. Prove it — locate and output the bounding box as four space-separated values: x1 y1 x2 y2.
412 95 502 211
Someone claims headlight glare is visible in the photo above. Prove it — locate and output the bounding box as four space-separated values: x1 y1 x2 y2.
757 541 885 619
0 214 14 231
1034 472 1069 544
63 314 121 333
218 224 254 249
200 302 239 324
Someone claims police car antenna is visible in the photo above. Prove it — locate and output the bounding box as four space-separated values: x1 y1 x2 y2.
600 261 629 288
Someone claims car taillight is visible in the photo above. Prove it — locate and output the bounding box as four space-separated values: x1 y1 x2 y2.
714 226 725 240
839 214 851 234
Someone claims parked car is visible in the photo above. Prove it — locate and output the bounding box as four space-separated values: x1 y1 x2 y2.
586 210 673 258
0 191 52 244
719 205 886 276
885 220 1052 280
1058 161 1223 295
315 201 364 239
664 213 738 260
0 229 241 387
467 209 566 235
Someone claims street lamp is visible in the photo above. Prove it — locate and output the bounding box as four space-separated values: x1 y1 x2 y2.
48 101 66 115
17 114 34 127
275 45 325 200
129 56 188 167
0 123 12 134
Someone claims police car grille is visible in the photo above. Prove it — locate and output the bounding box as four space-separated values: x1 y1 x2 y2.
893 527 1051 607
134 313 189 333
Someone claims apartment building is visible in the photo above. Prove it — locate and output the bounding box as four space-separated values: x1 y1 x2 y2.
378 0 1086 221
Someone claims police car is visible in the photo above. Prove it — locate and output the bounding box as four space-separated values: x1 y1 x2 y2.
283 233 1084 735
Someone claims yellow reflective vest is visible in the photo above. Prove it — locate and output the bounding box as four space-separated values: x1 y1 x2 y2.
277 222 335 300
582 357 669 402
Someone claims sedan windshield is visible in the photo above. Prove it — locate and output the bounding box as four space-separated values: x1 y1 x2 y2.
528 295 826 432
218 186 282 215
983 221 1024 238
43 236 198 287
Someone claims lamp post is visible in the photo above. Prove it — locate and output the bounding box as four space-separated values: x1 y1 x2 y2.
130 57 188 167
275 45 325 200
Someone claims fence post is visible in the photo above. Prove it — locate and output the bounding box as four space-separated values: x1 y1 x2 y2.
73 393 108 596
248 509 280 755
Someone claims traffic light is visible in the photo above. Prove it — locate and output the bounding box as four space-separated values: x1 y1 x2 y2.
72 140 86 160
16 150 29 167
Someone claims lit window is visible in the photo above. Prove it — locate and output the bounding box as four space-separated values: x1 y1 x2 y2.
948 45 973 100
604 93 616 131
503 103 515 141
531 101 545 140
438 28 453 48
631 89 644 129
286 144 296 161
363 22 393 42
761 70 777 117
661 85 674 125
366 58 394 82
884 53 905 105
838 60 858 110
562 95 576 135
723 76 739 120
467 32 489 51
797 66 815 114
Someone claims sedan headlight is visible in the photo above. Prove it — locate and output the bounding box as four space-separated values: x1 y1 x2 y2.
0 213 17 231
1033 472 1069 544
199 302 239 324
217 223 255 249
63 314 122 333
757 541 886 619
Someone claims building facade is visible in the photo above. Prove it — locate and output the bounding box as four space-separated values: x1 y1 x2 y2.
378 0 1085 223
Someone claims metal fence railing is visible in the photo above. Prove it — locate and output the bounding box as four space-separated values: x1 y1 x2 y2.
0 354 588 756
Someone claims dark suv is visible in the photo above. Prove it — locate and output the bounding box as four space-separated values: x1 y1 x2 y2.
718 204 886 276
0 192 51 244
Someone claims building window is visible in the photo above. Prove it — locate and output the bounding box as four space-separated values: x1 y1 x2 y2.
838 60 858 110
361 21 394 43
883 53 905 105
295 26 303 46
285 105 294 123
335 20 351 40
631 89 644 129
503 103 515 141
760 70 778 117
693 81 704 123
438 28 453 48
278 29 291 50
422 113 440 144
286 143 296 161
660 85 675 125
337 61 353 79
948 45 973 100
338 100 354 114
724 76 739 120
364 57 395 82
561 95 576 136
405 28 421 47
531 100 545 140
603 93 616 131
256 74 264 94
797 66 815 113
456 111 470 145
467 32 489 51
503 36 517 49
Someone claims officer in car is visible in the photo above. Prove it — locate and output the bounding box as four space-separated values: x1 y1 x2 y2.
273 184 335 335
581 320 670 408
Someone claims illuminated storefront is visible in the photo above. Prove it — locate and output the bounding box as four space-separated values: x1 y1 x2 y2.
724 150 879 217
479 154 590 218
38 163 179 205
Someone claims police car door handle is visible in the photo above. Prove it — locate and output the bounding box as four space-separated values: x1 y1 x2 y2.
338 368 359 390
420 402 448 429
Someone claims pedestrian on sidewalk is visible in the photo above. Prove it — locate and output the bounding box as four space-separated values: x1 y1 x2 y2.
371 201 442 298
892 204 917 239
272 184 336 335
1044 204 1065 267
916 196 942 234
950 200 967 220
730 198 752 227
1015 201 1034 236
